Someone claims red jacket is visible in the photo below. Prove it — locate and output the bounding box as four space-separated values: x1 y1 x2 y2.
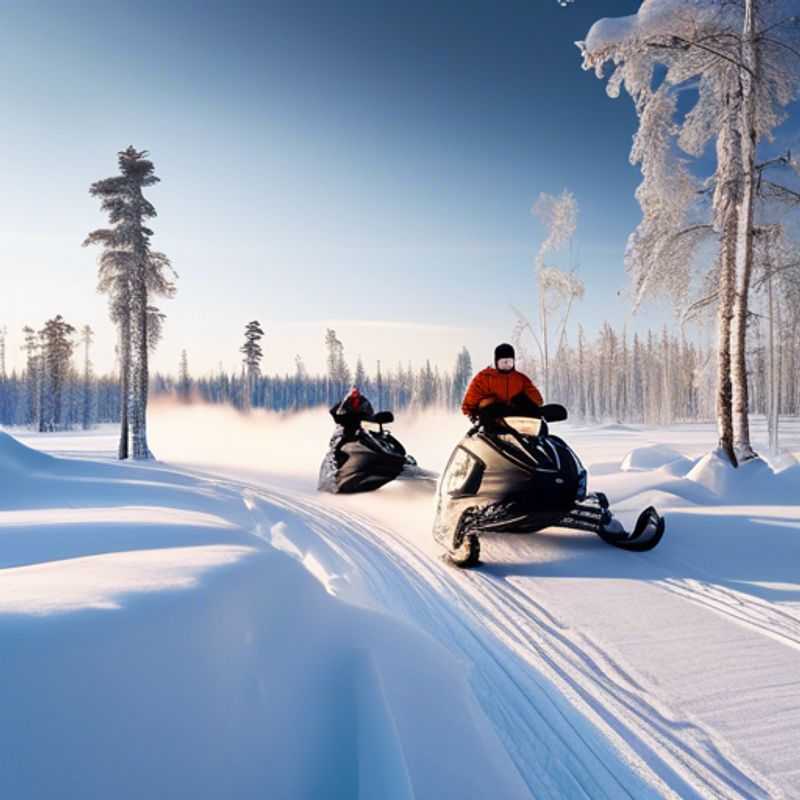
461 367 544 418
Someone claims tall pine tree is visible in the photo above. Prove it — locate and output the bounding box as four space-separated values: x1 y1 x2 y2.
85 146 175 459
240 321 265 407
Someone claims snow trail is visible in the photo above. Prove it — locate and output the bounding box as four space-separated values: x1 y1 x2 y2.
228 477 782 800
9 410 800 798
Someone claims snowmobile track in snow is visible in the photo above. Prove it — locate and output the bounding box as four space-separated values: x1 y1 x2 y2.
212 473 782 800
656 576 800 652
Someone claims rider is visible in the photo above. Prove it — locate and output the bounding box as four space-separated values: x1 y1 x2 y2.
330 386 375 438
461 343 543 420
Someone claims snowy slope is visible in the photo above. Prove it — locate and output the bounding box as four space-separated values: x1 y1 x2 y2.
0 429 534 800
148 404 800 799
5 408 800 799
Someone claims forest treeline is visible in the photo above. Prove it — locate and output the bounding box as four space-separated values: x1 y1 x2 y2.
3 319 799 429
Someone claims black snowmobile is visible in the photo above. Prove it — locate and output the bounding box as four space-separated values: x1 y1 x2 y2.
433 403 665 567
318 408 420 494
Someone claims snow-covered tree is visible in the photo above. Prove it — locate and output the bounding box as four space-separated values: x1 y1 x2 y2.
354 356 366 389
80 325 95 430
85 146 175 459
178 349 191 401
519 190 584 398
20 326 40 428
38 315 76 431
0 325 6 378
324 328 350 401
415 360 437 408
376 360 384 411
451 347 473 408
240 321 265 406
579 0 800 465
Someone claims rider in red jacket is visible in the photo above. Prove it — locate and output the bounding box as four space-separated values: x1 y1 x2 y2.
461 343 543 419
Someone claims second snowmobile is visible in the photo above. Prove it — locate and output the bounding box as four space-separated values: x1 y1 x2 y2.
433 404 665 567
318 409 421 494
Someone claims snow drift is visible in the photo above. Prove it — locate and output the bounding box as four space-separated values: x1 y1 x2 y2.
0 431 530 799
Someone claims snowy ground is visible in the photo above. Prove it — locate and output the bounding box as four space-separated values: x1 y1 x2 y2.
3 406 800 799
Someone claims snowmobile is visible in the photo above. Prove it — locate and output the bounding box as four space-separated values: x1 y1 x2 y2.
433 404 665 567
318 410 421 494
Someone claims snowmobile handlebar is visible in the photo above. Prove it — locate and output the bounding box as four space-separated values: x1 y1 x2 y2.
330 408 394 427
538 404 568 423
473 402 567 425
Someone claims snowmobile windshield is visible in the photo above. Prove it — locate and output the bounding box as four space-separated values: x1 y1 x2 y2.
501 416 543 437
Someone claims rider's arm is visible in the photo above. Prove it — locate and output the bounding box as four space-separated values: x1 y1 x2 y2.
522 375 544 407
461 371 491 418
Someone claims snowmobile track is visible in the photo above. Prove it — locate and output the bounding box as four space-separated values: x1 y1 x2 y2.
657 577 800 651
214 474 782 800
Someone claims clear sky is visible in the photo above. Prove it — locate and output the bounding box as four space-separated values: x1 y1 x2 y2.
1 0 795 377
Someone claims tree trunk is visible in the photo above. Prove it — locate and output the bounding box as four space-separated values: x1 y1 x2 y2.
767 258 779 452
118 317 130 460
131 272 152 460
731 0 759 461
717 243 737 466
539 272 549 399
712 76 745 467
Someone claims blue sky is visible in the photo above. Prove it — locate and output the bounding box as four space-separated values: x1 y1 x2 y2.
2 0 788 376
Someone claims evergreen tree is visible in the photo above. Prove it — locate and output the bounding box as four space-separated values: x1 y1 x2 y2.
354 356 366 389
451 347 473 409
39 316 76 431
81 325 95 430
178 349 191 401
0 325 6 378
240 321 265 406
376 360 384 411
85 146 175 460
324 328 350 401
20 326 40 428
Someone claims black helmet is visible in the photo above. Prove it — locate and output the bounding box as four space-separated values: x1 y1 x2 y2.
494 343 515 366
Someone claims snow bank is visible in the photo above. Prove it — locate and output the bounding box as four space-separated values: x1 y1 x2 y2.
597 422 639 433
765 450 799 473
687 450 800 503
0 432 530 799
0 430 54 472
621 444 693 474
3 547 527 799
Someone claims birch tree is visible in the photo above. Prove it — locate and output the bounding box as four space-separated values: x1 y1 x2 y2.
516 190 583 397
579 0 800 465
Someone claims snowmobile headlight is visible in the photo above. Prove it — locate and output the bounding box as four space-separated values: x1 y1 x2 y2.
576 469 587 501
442 447 484 497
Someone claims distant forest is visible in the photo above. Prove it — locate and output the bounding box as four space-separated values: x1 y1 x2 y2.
2 318 798 430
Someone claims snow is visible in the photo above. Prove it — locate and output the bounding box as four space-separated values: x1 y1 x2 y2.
582 14 639 56
0 426 530 799
581 1 715 57
621 444 692 473
687 449 800 502
3 406 800 798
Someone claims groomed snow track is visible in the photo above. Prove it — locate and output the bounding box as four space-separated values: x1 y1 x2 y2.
225 476 783 800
